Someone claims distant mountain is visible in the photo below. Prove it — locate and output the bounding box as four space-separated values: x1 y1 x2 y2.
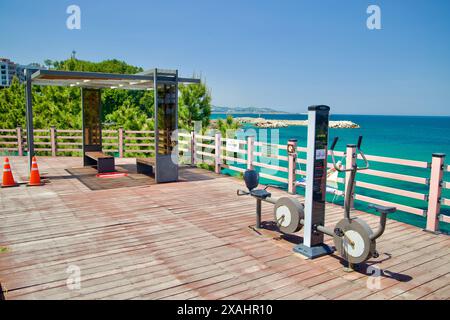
211 106 289 114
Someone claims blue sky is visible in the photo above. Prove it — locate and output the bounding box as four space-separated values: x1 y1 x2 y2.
1 0 449 115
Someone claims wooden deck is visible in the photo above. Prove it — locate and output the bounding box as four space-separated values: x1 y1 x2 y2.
0 156 449 300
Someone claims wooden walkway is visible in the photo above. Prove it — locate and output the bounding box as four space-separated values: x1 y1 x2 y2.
0 157 449 300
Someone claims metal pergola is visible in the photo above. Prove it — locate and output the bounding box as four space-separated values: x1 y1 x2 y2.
25 68 200 183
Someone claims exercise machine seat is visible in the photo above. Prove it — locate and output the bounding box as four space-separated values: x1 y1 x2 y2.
369 204 396 215
250 189 272 200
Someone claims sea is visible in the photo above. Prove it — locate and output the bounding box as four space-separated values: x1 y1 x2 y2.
211 113 450 233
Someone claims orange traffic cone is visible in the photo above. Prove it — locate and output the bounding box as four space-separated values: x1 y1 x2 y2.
28 156 44 186
1 157 18 188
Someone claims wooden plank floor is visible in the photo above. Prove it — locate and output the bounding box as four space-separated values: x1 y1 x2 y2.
0 156 449 300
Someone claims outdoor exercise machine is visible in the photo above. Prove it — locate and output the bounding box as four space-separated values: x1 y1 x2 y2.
237 105 396 266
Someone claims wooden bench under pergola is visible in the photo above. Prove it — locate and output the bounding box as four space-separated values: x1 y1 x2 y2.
136 157 156 175
85 152 115 173
24 68 200 183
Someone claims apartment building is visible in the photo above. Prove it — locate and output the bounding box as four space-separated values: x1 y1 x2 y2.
0 58 18 88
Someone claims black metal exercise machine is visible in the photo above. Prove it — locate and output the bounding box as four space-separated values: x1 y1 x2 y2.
237 106 396 267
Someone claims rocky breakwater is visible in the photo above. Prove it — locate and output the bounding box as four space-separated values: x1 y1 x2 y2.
236 118 360 129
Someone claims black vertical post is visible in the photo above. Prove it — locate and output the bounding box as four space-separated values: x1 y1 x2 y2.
256 199 262 229
152 69 179 184
153 68 158 182
25 69 34 170
81 88 86 166
174 70 179 162
293 105 333 259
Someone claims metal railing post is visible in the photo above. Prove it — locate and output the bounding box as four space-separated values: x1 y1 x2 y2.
426 153 445 232
191 131 196 166
288 139 298 194
118 127 124 158
50 126 57 157
16 126 23 156
247 136 254 170
215 132 222 174
345 144 357 209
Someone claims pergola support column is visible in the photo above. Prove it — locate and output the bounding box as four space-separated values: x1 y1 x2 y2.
25 69 34 170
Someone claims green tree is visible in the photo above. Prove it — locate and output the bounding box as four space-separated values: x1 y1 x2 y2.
105 100 153 130
50 57 143 74
215 115 241 136
178 83 211 130
139 90 154 117
0 56 151 130
101 89 142 119
0 77 26 128
33 86 82 129
0 57 210 138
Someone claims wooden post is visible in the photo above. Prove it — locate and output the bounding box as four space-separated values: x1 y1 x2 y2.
16 126 23 156
247 136 254 170
191 131 196 166
215 132 221 174
345 144 357 209
426 153 445 232
118 127 124 158
288 139 298 194
50 126 57 157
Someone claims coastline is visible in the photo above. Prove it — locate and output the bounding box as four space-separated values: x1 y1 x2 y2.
234 117 360 129
210 112 301 115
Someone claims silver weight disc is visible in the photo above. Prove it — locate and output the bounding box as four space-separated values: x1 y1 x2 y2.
273 197 304 234
333 217 375 264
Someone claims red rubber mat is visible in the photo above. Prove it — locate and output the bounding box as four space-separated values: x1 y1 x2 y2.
96 172 129 178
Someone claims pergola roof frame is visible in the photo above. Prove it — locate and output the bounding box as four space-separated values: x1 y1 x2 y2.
30 69 199 91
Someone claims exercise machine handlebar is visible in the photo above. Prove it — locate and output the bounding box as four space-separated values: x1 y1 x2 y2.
330 136 395 244
330 137 339 151
357 135 363 150
237 189 250 196
330 136 369 172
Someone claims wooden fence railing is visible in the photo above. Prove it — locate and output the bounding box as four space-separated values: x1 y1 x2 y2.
0 127 155 158
179 131 449 233
1 128 449 232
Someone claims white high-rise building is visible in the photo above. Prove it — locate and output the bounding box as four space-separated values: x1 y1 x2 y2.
0 58 18 88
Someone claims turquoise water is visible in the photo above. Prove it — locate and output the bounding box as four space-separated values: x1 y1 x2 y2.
212 113 450 233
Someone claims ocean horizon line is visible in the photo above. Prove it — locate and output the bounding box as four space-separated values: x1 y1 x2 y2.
212 112 450 117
